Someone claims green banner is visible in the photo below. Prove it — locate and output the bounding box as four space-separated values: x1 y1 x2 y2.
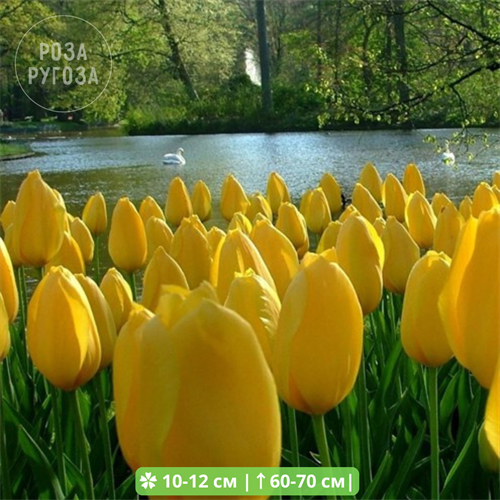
135 467 359 496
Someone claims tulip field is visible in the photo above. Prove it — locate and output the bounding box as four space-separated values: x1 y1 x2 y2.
0 164 499 500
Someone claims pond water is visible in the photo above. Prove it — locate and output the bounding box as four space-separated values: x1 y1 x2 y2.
1 129 498 226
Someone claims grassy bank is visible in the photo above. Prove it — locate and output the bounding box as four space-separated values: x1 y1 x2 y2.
0 142 33 159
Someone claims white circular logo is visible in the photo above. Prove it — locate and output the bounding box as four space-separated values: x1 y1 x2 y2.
15 15 112 113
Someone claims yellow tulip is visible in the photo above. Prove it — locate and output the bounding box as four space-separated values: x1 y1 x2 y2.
114 300 281 472
372 217 386 237
251 219 300 300
75 274 117 370
12 170 66 267
0 294 11 362
191 180 212 222
316 221 342 253
300 249 337 269
169 218 211 289
273 257 363 415
0 201 15 232
337 214 385 315
439 207 500 388
139 196 165 225
183 214 208 237
431 192 453 216
100 268 134 331
247 193 273 222
405 191 437 249
228 211 253 235
339 204 360 222
459 196 473 220
359 162 383 202
0 237 18 323
352 183 383 223
493 185 500 204
433 204 464 257
225 270 281 365
401 252 453 367
493 171 500 189
479 361 500 472
303 188 331 234
319 173 342 215
27 266 101 390
165 176 193 226
403 163 426 196
82 192 107 236
382 174 407 222
472 182 498 217
46 231 85 275
109 198 147 273
206 226 226 256
267 172 291 215
382 216 420 294
145 216 173 260
3 224 21 268
220 174 249 221
141 247 188 312
276 202 309 258
211 229 276 302
299 189 313 216
70 217 94 263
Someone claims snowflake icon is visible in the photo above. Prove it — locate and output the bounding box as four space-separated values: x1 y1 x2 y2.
140 472 157 490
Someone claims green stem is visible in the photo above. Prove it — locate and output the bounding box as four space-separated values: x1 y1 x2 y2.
49 384 67 495
428 367 440 500
94 372 115 500
311 414 336 499
0 363 12 499
340 396 353 468
357 348 372 491
70 389 95 500
287 404 300 468
127 272 137 302
94 235 101 284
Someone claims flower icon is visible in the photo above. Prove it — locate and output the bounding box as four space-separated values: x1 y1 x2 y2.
140 472 157 489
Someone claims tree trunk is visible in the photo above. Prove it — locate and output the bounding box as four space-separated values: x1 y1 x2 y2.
391 0 410 109
316 0 322 81
256 0 272 114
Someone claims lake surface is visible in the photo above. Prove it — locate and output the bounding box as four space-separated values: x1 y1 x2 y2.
1 129 498 225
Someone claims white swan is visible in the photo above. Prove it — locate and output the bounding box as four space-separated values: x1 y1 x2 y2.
441 141 455 165
163 148 186 165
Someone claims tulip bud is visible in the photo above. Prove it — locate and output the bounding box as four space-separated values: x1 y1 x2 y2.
403 163 426 196
352 183 383 223
493 171 500 190
300 249 337 269
0 237 19 323
382 216 420 294
70 217 94 264
228 211 252 235
139 196 165 225
251 219 300 300
472 182 498 217
220 174 249 221
303 188 331 234
337 214 384 315
145 216 173 260
114 300 281 470
372 217 386 237
440 207 500 388
0 201 15 232
319 173 342 215
273 257 363 415
382 174 407 222
3 225 21 268
299 189 313 216
46 231 86 275
401 252 453 366
191 180 212 222
359 162 383 202
479 423 499 474
211 229 276 302
267 172 291 215
75 275 117 370
433 204 464 257
12 170 66 267
493 185 500 204
169 218 211 289
109 198 147 273
207 226 226 256
339 204 360 222
247 193 273 222
317 221 342 253
431 192 453 216
276 202 309 258
0 294 11 362
27 266 101 390
165 177 193 226
225 270 281 365
82 192 107 236
100 268 134 331
405 192 437 249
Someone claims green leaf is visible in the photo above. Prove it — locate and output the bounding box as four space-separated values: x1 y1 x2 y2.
362 451 393 500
